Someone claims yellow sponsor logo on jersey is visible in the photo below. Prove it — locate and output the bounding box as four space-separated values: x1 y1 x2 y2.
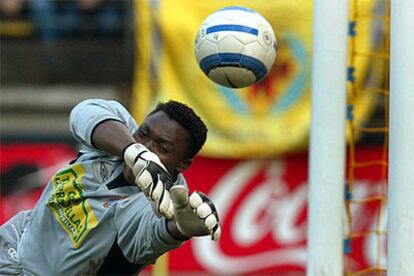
47 164 98 249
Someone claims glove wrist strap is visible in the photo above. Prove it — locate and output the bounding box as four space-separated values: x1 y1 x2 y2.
122 142 137 159
123 143 148 167
176 222 191 240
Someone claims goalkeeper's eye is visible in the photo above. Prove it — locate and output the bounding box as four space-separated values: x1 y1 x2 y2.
158 144 171 154
138 128 149 138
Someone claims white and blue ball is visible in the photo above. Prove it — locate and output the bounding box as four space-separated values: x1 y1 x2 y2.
195 6 277 88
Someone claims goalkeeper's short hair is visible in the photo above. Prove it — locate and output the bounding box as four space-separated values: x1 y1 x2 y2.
150 101 207 158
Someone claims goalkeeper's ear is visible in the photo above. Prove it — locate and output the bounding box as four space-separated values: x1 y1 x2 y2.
176 158 192 173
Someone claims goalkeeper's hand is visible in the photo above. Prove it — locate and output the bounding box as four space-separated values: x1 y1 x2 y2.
123 143 174 219
170 185 221 241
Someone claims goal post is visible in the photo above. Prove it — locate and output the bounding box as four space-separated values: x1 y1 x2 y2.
387 0 414 274
307 0 349 275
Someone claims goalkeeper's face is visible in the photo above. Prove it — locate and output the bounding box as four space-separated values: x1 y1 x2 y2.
134 111 192 174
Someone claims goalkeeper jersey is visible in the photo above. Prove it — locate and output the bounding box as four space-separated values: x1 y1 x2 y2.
15 99 185 275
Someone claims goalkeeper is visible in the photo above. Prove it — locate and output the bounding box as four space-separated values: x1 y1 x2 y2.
0 99 221 275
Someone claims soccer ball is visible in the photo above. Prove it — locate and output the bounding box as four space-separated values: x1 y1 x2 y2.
194 6 277 89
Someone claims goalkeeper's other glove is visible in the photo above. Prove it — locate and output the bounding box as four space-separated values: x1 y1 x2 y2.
170 185 221 241
123 143 174 219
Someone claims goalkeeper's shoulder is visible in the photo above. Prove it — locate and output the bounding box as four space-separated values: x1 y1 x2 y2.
69 98 137 149
70 98 129 120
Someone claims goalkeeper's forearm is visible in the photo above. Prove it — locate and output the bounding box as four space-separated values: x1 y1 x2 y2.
92 120 136 157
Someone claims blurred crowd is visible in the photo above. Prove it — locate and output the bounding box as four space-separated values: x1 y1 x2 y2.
0 0 127 40
1 0 134 84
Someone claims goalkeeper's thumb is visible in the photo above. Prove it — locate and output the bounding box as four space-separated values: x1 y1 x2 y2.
170 186 221 241
170 185 189 210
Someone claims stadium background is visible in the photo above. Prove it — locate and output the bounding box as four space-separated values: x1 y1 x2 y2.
0 0 388 274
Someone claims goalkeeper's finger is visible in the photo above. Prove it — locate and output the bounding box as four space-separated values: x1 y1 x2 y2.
132 158 147 177
204 214 218 229
158 190 174 220
196 203 212 218
189 192 221 241
211 224 222 241
150 177 164 201
135 172 152 196
136 171 174 219
149 176 175 219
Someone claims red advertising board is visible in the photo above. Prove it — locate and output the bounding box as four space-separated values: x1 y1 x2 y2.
0 143 386 274
177 146 387 274
0 142 77 223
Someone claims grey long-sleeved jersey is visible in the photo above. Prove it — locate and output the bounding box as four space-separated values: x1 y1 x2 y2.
17 99 184 275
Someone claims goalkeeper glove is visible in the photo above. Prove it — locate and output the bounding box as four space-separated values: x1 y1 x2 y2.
123 143 174 219
170 185 221 241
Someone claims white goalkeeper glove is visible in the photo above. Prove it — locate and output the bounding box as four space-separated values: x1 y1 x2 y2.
123 143 174 219
170 185 221 241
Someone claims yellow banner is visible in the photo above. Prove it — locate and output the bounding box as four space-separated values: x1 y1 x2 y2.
132 0 383 158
